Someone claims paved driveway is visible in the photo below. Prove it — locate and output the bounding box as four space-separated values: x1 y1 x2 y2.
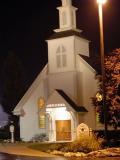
0 143 57 157
0 153 67 160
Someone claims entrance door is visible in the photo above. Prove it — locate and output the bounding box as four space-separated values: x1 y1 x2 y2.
56 120 71 141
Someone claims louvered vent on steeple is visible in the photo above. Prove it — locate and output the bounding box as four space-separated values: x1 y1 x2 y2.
54 0 81 33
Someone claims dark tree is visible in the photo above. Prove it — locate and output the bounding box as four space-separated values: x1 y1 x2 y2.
92 48 120 130
1 51 28 139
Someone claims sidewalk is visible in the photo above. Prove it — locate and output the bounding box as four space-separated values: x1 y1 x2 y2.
0 143 58 157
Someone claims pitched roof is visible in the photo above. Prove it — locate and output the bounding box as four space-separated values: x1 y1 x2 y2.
56 89 88 112
13 64 48 115
79 54 101 73
47 30 100 73
47 30 88 40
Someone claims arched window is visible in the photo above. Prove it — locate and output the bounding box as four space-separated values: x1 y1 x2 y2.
56 45 67 68
62 11 67 25
39 113 46 128
38 97 46 128
71 11 74 26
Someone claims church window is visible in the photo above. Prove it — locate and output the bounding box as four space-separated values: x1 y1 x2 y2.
39 113 46 128
62 54 67 67
57 55 61 68
56 46 60 53
37 97 46 128
56 45 67 68
62 45 66 52
62 11 67 25
71 11 74 25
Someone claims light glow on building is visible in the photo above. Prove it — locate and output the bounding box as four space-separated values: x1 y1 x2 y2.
47 103 66 108
54 107 70 120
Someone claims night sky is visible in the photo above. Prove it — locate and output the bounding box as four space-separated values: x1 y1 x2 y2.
0 0 120 124
1 0 120 87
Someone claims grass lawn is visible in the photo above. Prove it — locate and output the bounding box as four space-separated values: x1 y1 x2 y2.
28 136 102 153
28 143 52 152
28 142 69 152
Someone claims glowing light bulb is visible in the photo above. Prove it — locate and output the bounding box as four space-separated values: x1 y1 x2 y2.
97 0 107 4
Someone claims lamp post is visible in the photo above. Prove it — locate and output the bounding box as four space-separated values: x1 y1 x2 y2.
10 124 15 143
97 0 108 139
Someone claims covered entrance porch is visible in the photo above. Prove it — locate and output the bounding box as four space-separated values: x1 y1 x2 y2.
46 106 75 142
46 89 87 142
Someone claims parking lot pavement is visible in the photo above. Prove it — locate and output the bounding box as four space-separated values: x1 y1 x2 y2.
0 143 58 157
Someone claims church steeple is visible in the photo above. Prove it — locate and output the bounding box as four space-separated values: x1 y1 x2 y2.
62 0 72 6
54 0 81 33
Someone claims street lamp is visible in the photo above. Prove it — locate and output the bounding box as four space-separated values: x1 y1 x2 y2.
97 0 108 139
97 0 107 4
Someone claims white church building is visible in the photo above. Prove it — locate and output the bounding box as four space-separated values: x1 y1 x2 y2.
13 0 102 142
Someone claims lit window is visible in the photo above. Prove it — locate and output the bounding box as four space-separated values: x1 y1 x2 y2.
39 113 46 128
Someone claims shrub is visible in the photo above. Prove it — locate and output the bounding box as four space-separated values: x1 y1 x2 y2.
0 130 10 140
60 135 102 153
31 133 48 142
49 143 65 151
29 135 103 153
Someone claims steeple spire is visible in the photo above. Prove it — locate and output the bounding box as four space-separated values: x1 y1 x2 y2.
54 0 81 33
62 0 72 6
